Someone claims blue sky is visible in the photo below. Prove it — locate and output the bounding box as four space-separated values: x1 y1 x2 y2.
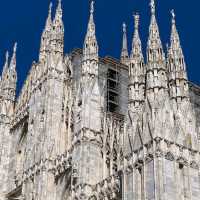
0 0 199 93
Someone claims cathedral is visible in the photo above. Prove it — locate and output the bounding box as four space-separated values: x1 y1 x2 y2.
1 0 200 199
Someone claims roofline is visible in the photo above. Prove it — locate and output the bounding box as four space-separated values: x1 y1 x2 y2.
69 48 129 70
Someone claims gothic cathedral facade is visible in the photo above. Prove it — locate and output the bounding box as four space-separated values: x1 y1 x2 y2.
1 0 200 199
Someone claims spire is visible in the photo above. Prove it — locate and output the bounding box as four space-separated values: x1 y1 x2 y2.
87 0 95 36
10 43 17 70
170 9 184 65
53 0 64 33
120 23 129 65
46 2 53 31
54 0 63 24
39 2 53 62
168 9 188 100
168 9 186 74
147 0 164 61
83 0 98 62
2 51 9 79
50 0 64 56
146 0 167 93
130 14 144 63
128 14 145 109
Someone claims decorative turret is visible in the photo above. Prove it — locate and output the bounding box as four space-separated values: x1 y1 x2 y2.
146 0 167 96
82 0 99 77
51 0 64 57
128 14 145 110
167 10 189 102
120 23 129 66
39 2 53 62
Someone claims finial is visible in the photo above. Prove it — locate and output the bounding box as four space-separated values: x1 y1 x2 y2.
134 13 140 30
90 0 94 14
150 0 155 14
171 9 175 19
123 23 126 33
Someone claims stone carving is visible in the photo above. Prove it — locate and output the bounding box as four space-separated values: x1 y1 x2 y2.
0 0 200 199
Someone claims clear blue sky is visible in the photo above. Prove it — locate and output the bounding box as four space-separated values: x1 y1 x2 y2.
0 0 199 93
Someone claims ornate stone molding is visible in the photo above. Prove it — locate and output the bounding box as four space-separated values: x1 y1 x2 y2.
14 152 72 186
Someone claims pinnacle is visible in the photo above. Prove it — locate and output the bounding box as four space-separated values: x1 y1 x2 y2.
10 43 17 70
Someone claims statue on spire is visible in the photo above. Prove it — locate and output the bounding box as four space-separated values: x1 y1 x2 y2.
171 9 176 26
90 0 94 14
123 23 126 33
150 0 155 14
171 9 175 19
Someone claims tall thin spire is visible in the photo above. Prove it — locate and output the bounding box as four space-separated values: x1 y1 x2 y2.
170 9 183 59
83 0 98 62
2 51 9 79
10 43 17 70
39 2 53 62
51 0 64 56
168 9 188 100
53 0 64 33
169 9 186 74
46 2 53 30
54 0 63 24
8 43 18 97
120 23 129 65
130 14 144 62
146 0 167 94
147 0 164 59
88 0 95 35
128 14 145 109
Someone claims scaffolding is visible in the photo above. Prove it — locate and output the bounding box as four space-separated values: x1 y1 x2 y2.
107 68 120 113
